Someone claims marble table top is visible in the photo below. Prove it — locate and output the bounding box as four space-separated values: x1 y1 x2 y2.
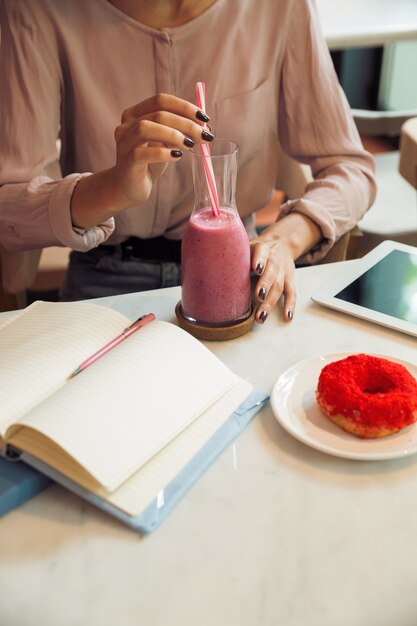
1 260 417 626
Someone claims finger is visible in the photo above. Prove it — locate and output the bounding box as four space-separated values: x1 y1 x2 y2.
142 111 214 144
255 276 284 324
254 255 282 305
257 268 296 323
282 277 297 321
119 114 213 147
131 145 185 165
250 242 269 277
125 119 197 151
122 93 210 125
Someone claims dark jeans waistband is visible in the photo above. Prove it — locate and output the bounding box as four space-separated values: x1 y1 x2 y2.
101 236 182 263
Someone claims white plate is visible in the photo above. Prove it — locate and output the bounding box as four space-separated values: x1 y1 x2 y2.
271 352 417 461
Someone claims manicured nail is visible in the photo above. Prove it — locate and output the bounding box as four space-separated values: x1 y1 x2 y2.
202 129 214 142
183 136 195 148
287 310 293 320
259 310 268 323
256 262 264 275
171 149 183 158
258 287 267 301
196 110 210 123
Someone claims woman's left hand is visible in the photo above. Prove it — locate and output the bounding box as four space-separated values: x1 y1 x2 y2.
249 213 322 324
250 229 296 324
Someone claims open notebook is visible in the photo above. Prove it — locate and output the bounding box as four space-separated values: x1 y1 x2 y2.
0 301 267 532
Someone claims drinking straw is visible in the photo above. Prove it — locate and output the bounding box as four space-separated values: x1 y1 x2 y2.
195 82 220 217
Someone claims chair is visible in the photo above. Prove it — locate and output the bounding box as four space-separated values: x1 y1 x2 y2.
0 241 72 312
0 246 39 312
355 112 417 256
399 117 417 191
0 279 26 311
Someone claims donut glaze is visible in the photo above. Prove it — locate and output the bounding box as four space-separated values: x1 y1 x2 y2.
316 354 417 438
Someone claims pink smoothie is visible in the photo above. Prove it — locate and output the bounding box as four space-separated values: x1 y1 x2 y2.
181 207 251 325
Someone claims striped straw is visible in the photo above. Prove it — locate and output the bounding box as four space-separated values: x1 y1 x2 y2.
195 82 220 217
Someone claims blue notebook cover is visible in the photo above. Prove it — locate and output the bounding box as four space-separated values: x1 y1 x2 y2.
20 389 268 533
0 456 52 518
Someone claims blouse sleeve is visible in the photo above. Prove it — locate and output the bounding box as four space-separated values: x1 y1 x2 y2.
277 0 376 263
0 2 114 253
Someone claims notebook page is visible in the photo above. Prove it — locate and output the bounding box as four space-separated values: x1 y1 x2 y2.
0 301 132 436
6 321 236 491
106 377 253 516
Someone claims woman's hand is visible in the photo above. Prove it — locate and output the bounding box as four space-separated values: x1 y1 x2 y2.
71 93 213 229
250 213 322 324
111 93 214 208
250 230 296 324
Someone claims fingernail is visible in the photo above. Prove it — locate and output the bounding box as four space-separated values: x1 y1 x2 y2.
183 136 195 148
256 262 264 275
259 310 268 323
171 149 183 158
258 287 267 301
196 110 210 123
202 129 214 142
287 310 293 320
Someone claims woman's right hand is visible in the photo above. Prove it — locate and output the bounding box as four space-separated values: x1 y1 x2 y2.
70 93 213 229
110 93 213 208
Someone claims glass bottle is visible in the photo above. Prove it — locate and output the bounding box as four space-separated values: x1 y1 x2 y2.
181 139 251 327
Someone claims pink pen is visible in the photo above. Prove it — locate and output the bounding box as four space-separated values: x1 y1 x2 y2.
68 313 155 379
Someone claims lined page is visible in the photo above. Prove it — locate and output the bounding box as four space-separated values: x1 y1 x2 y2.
7 321 236 491
0 301 132 435
106 378 253 516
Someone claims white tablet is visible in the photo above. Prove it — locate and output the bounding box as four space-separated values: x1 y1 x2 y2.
312 240 417 338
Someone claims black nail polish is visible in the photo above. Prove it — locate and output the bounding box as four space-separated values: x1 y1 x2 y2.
259 310 268 323
256 262 264 275
196 110 210 123
258 287 267 301
202 129 214 142
183 136 195 148
171 149 183 158
287 310 293 320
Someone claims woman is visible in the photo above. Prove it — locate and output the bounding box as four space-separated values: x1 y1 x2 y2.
0 0 376 322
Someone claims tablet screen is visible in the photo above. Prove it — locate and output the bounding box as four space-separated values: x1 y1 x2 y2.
335 249 417 324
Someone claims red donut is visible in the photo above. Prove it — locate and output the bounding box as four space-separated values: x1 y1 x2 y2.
316 354 417 438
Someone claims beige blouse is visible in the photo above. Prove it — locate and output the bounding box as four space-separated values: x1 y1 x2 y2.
0 0 375 290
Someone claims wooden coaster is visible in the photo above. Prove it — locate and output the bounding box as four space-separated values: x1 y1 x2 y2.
175 301 257 341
